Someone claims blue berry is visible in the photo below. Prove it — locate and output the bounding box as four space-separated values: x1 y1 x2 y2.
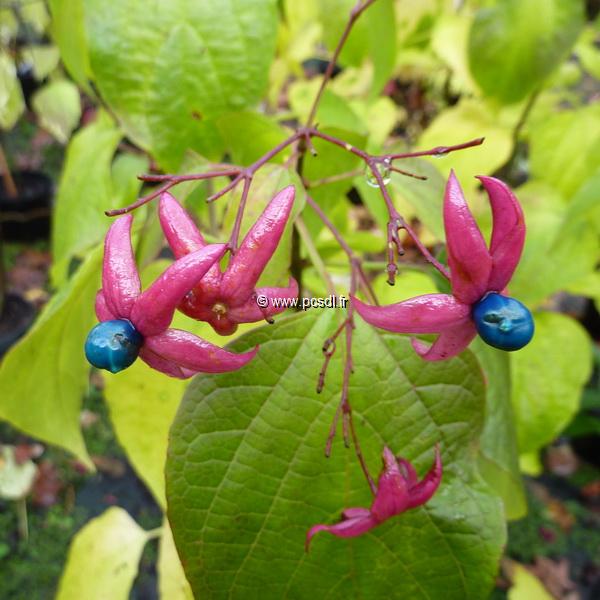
472 293 534 351
84 319 143 373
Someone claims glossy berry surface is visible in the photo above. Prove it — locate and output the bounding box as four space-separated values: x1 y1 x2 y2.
84 319 143 373
472 293 534 351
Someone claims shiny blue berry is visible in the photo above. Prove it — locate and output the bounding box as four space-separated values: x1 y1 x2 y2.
84 319 143 373
472 293 534 351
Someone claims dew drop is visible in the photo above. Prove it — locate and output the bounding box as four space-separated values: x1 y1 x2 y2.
365 159 391 188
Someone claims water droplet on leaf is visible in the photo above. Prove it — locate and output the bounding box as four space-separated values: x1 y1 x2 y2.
365 159 391 188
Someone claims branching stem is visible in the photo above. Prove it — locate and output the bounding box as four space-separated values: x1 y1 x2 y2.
104 0 483 493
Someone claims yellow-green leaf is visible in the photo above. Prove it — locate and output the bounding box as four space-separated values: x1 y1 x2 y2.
32 79 81 144
418 100 513 193
158 519 193 600
56 507 149 600
0 245 104 469
511 312 593 454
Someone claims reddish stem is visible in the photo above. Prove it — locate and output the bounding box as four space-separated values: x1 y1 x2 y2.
0 143 17 199
305 195 376 305
305 0 379 128
323 263 376 494
229 176 252 252
386 137 485 160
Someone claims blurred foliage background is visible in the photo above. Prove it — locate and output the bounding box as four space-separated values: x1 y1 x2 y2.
0 0 599 598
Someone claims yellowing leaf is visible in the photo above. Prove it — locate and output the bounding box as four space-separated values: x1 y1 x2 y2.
0 245 103 469
418 100 513 193
0 446 37 500
104 358 186 507
104 261 260 506
56 508 149 600
158 519 193 600
507 561 552 600
0 51 24 130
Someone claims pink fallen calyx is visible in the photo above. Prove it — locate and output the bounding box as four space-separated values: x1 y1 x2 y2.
306 445 442 550
159 185 298 335
353 171 533 360
85 214 257 379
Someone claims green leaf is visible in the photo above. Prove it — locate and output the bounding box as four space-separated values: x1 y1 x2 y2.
529 105 600 200
509 182 599 306
511 312 592 455
48 0 92 92
301 127 366 238
289 80 366 132
111 152 150 209
432 12 477 95
143 23 225 170
31 79 81 144
14 0 50 34
468 0 584 104
390 157 447 240
50 111 121 286
471 340 525 520
576 26 600 79
20 45 60 81
0 245 103 469
0 51 25 130
56 507 149 600
215 110 288 166
84 0 278 162
354 177 389 231
166 311 505 598
418 100 513 194
353 96 401 148
371 270 437 304
319 0 396 96
158 519 194 600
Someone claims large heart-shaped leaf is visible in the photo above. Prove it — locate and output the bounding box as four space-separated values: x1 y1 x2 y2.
166 311 504 598
84 0 278 169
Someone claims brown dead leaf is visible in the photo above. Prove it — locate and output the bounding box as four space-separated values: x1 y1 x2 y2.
80 409 100 429
545 443 579 477
547 499 576 532
531 557 579 600
581 480 600 500
91 455 126 478
14 443 44 465
32 459 62 507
